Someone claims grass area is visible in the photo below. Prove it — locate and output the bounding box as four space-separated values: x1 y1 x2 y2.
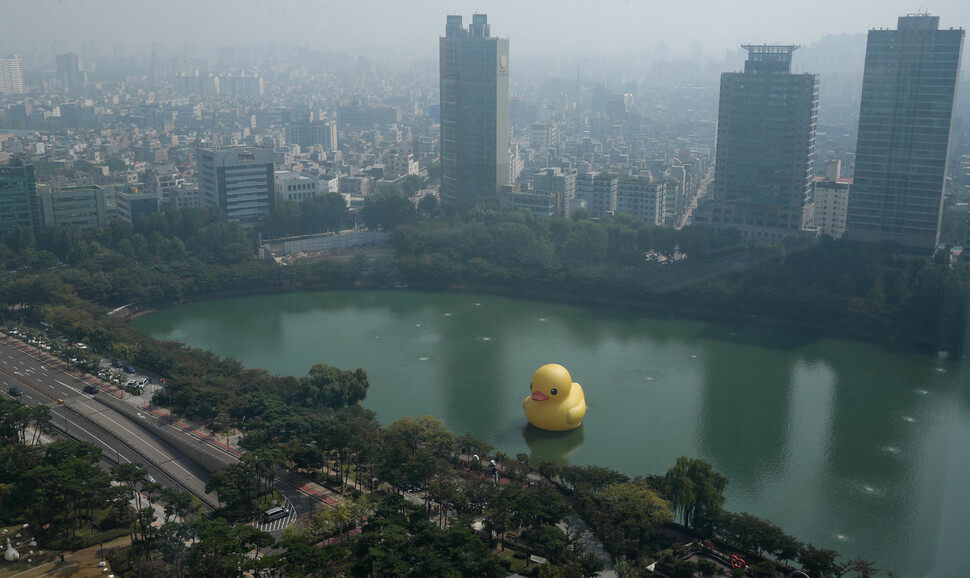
40 526 129 551
494 547 532 574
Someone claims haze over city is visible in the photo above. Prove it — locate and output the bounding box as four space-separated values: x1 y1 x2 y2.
2 0 970 575
5 0 970 64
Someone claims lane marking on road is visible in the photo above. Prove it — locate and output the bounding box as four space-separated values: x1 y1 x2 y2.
56 411 131 465
95 412 201 480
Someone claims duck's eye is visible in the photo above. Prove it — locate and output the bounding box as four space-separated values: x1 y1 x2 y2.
550 388 558 396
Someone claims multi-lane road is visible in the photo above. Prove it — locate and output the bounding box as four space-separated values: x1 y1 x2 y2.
0 334 218 506
0 333 330 532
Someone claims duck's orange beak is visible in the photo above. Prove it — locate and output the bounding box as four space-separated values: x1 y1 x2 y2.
531 391 549 401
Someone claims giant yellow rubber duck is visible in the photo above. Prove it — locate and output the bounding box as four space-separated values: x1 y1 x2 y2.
523 364 586 431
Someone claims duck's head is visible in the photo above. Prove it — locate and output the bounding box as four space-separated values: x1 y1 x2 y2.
530 364 572 402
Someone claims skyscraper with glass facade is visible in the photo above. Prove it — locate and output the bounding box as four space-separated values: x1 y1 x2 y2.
0 159 40 235
439 14 510 211
707 45 818 241
846 15 964 252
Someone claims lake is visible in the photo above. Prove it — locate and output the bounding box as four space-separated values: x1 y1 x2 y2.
133 290 970 577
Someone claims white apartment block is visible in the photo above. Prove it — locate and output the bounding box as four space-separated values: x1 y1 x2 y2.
812 178 850 238
576 172 618 218
0 56 25 95
616 178 665 225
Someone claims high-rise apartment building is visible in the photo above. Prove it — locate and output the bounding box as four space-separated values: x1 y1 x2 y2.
0 56 25 95
439 14 510 211
845 14 964 252
197 146 276 228
0 159 40 235
705 45 818 241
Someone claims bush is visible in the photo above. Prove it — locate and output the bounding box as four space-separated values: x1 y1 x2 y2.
697 559 719 576
752 559 777 577
672 560 698 578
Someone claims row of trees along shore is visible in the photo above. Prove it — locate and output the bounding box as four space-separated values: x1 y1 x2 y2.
0 198 950 575
3 395 871 577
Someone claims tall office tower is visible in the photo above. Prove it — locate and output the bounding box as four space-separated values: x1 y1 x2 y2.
0 56 26 95
439 14 510 211
709 45 818 241
55 52 85 93
0 159 40 235
846 14 964 252
197 146 276 228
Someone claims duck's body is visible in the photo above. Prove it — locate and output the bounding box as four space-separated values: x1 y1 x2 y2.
523 364 586 431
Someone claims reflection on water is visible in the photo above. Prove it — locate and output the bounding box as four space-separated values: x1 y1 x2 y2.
522 423 586 465
133 290 970 577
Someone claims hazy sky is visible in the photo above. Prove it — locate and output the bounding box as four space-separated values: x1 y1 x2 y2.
5 0 970 60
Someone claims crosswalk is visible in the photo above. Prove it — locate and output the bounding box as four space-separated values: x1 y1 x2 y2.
254 499 298 533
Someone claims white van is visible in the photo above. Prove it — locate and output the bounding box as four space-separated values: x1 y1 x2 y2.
263 507 288 521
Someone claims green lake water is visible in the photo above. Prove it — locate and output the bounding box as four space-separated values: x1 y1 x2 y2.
133 290 970 577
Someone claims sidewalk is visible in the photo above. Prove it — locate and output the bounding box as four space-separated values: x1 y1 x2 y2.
138 402 345 508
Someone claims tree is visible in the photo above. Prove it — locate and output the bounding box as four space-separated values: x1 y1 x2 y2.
361 188 415 230
417 193 439 218
798 544 841 578
111 462 149 510
301 192 348 233
651 226 679 260
262 200 301 238
300 363 370 409
400 175 425 198
595 480 672 549
662 456 728 533
846 557 879 578
186 517 247 577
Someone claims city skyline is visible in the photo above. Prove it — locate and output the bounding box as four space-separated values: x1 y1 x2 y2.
4 0 970 66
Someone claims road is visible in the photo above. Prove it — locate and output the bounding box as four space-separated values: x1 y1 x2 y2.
1 332 328 534
0 334 216 508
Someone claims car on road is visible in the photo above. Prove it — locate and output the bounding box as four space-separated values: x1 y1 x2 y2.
8 386 23 396
263 507 289 522
124 365 136 373
83 384 99 394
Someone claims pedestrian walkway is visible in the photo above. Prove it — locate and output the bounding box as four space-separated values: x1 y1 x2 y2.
137 403 243 458
558 515 617 577
140 401 344 509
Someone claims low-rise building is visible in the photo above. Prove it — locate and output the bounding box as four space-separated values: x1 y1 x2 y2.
39 185 107 231
275 170 321 204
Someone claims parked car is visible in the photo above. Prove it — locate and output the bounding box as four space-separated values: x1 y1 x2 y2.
124 365 136 374
8 387 23 396
83 384 99 394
